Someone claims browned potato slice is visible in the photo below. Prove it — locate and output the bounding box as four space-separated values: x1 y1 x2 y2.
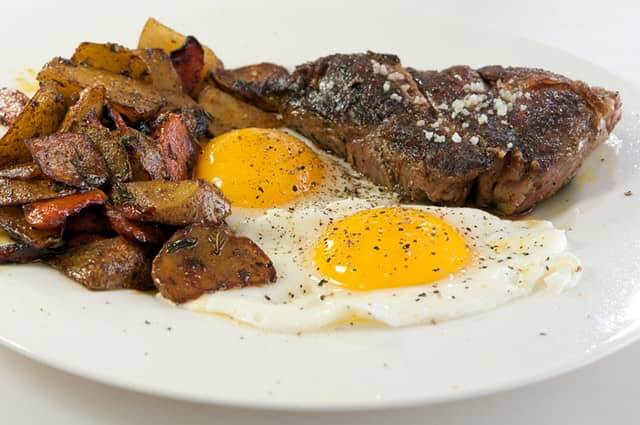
212 64 289 108
152 224 276 303
0 81 70 167
0 206 63 248
198 85 280 136
0 241 49 264
59 85 106 132
115 127 167 180
0 162 42 180
75 123 132 183
111 180 229 226
0 178 75 206
138 17 223 90
135 48 183 92
38 58 164 122
25 132 110 189
47 236 153 291
71 42 150 81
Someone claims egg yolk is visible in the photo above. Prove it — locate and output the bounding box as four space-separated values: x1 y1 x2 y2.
195 128 325 208
313 207 471 290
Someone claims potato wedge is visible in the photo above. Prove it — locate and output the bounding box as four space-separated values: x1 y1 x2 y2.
23 190 107 230
71 42 150 82
0 178 75 206
38 58 164 122
0 206 63 248
0 162 42 180
75 123 132 183
26 132 110 188
115 127 167 180
135 48 183 92
48 236 153 291
198 85 280 136
0 81 70 167
0 241 49 264
111 180 229 226
59 85 106 132
138 17 222 90
152 224 276 303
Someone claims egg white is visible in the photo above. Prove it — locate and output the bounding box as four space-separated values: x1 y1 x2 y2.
183 199 582 333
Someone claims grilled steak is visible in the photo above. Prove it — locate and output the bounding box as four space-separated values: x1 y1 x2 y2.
213 52 621 215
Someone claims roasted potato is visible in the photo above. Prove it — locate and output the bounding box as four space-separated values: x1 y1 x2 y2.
115 127 167 180
66 233 107 248
48 236 153 291
138 17 222 91
0 81 71 167
135 48 183 92
25 132 110 189
111 180 229 226
198 85 280 136
38 58 164 122
71 42 150 81
75 123 132 183
59 84 106 132
0 88 29 127
0 241 49 264
23 190 108 230
0 162 42 180
0 206 63 248
0 178 75 206
152 224 276 303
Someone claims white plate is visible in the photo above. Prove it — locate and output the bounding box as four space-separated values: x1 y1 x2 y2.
1 2 640 411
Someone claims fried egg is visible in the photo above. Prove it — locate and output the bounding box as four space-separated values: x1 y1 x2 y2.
188 129 581 333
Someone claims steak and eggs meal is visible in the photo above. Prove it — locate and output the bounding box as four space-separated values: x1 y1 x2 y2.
0 18 620 332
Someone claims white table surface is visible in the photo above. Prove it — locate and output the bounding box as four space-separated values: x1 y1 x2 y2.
3 1 639 423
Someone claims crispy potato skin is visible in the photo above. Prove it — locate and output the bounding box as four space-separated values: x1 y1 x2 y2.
23 189 107 230
48 236 153 291
198 85 280 136
0 178 75 206
0 162 42 180
115 127 168 180
38 58 165 122
111 180 229 226
135 48 183 92
75 123 132 183
71 42 150 82
170 36 204 95
152 224 276 303
137 17 223 92
0 206 63 248
0 88 29 127
106 207 168 244
25 132 110 189
59 84 106 132
0 81 71 167
153 113 198 181
0 242 49 264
